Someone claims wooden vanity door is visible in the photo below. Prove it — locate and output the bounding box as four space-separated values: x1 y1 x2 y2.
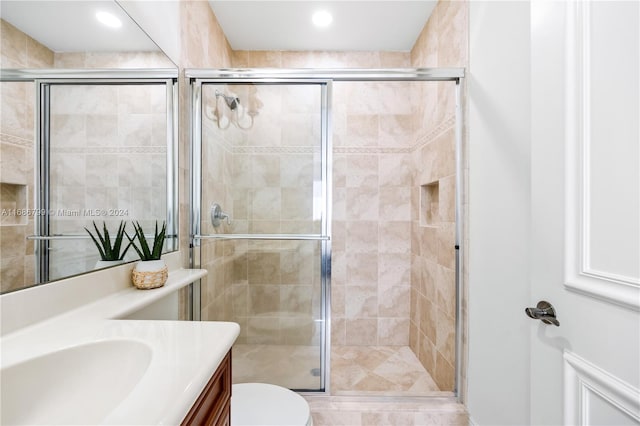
182 350 231 426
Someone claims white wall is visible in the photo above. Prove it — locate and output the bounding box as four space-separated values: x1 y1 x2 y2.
124 291 180 320
117 0 181 65
466 2 532 424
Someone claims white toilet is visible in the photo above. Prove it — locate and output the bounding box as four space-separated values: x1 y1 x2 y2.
231 383 313 426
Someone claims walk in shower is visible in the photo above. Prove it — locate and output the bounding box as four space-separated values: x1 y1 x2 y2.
190 76 331 391
189 69 464 397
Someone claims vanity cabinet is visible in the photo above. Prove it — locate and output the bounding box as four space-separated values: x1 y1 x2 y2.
182 351 231 426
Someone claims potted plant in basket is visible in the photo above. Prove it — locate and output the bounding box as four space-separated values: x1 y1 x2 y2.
128 221 168 289
85 221 133 269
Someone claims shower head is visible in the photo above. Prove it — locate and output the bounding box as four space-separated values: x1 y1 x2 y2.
224 95 240 110
215 90 240 110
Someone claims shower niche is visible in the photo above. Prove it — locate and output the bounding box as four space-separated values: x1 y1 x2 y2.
421 181 440 227
0 183 28 226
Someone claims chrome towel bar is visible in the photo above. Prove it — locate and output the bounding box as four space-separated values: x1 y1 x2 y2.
193 234 330 241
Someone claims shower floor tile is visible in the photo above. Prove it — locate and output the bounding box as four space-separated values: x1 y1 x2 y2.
232 344 444 396
331 346 443 396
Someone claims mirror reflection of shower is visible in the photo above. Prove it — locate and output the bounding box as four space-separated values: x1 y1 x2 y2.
205 86 263 129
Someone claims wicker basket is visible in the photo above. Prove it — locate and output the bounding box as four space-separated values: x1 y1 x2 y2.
132 262 168 289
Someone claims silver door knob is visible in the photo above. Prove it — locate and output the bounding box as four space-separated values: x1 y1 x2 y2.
525 301 560 326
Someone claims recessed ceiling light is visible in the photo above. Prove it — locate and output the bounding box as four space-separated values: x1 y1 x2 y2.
96 11 122 29
312 10 333 28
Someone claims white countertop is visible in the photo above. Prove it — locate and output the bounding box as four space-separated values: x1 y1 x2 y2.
0 268 240 425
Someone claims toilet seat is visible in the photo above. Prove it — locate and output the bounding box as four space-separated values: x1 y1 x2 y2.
231 383 313 426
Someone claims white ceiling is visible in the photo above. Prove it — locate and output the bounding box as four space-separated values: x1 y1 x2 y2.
0 1 437 55
208 1 437 52
0 1 158 53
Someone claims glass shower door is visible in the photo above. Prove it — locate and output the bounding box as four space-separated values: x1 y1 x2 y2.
35 80 174 283
192 80 330 392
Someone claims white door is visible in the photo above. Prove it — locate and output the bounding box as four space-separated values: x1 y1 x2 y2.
530 1 639 424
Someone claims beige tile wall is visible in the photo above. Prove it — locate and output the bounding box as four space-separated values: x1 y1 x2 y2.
235 51 418 351
177 0 234 321
47 83 167 280
409 0 468 391
332 80 416 348
199 83 322 346
198 84 237 326
53 51 174 69
0 19 54 69
0 19 53 293
409 126 457 391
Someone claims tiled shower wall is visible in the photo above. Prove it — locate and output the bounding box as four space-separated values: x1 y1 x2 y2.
176 1 233 321
200 84 323 346
227 84 322 346
331 80 416 347
0 19 53 292
47 83 168 279
235 53 418 352
409 0 468 391
199 102 234 324
52 51 173 69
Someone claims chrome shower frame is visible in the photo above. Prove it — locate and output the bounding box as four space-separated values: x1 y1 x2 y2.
186 68 466 400
188 74 333 393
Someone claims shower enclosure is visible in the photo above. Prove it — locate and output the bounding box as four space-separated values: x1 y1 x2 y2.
190 76 331 391
189 69 464 396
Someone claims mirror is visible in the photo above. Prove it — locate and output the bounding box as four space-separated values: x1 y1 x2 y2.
0 1 178 293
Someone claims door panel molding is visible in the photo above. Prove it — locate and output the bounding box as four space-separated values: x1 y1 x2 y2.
564 351 640 425
564 0 640 310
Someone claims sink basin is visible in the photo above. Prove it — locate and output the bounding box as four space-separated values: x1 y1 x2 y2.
1 339 152 425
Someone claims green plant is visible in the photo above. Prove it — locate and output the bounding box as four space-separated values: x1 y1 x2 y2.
128 221 166 261
84 221 132 261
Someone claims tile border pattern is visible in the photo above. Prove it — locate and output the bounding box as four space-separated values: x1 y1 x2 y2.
333 114 456 155
51 146 167 154
0 133 31 148
413 114 456 152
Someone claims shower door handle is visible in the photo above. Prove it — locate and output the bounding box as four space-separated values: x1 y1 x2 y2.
525 301 560 326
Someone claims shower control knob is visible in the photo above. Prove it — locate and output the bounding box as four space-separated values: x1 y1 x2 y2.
211 203 231 227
